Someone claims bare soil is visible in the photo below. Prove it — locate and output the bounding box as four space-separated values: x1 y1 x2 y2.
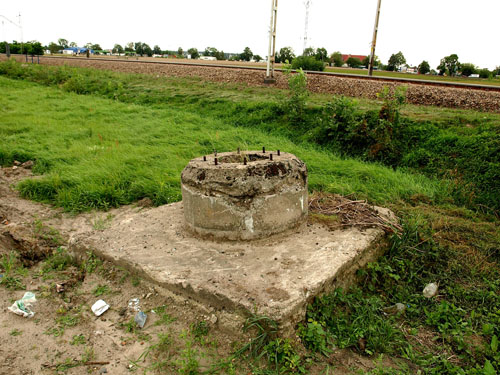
0 166 405 374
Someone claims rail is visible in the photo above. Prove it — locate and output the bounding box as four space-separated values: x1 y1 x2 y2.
2 53 500 92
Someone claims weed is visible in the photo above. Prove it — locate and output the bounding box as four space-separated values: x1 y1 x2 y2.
92 284 110 296
235 314 279 360
0 252 25 290
92 213 113 230
10 328 22 336
190 320 210 339
0 251 17 274
131 276 141 287
81 251 102 273
153 305 177 326
176 331 200 375
42 247 73 273
70 334 86 345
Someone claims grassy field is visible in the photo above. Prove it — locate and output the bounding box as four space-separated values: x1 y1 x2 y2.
0 61 499 374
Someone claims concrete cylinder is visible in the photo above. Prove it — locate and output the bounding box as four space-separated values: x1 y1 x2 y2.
181 151 308 241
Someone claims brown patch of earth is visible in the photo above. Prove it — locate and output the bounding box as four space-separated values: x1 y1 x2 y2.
0 165 401 374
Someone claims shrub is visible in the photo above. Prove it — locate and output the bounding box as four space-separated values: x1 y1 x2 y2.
460 63 477 77
346 57 362 68
282 65 309 125
479 68 491 79
291 56 325 71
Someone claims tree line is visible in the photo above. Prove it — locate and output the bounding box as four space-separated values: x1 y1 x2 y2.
1 39 498 78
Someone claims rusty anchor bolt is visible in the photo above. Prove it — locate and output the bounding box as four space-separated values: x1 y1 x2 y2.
203 155 207 161
262 147 266 153
277 150 281 156
270 154 273 161
215 158 218 166
243 157 247 165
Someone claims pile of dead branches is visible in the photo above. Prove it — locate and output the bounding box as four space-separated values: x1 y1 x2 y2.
308 192 402 234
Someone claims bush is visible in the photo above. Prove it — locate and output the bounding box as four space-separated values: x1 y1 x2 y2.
479 68 491 79
282 66 309 125
346 57 362 68
460 63 477 77
291 56 325 71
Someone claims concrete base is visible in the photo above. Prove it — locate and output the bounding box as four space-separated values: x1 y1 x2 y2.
264 77 277 84
69 202 390 332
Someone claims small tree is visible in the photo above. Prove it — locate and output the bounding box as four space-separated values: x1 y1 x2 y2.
112 44 124 54
303 47 315 57
58 38 69 48
291 56 325 71
460 63 477 77
437 54 460 76
315 47 328 62
387 51 406 71
279 47 295 63
330 51 343 67
48 42 60 54
69 42 77 47
143 43 153 57
188 48 199 59
125 42 134 52
91 44 102 51
346 57 362 68
479 68 491 79
240 47 253 62
418 60 430 74
134 42 144 56
177 47 183 56
84 42 93 49
153 45 161 55
253 55 262 62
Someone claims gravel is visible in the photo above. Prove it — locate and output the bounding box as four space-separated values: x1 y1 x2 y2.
6 56 500 112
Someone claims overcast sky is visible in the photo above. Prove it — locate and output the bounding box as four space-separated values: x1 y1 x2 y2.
1 0 499 70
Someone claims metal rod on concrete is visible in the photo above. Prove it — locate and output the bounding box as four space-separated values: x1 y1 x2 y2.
262 147 266 153
270 154 273 161
203 155 206 161
215 158 218 166
277 150 280 156
243 158 247 165
368 0 382 76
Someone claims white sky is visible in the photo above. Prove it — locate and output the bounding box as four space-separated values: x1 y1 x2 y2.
1 0 499 70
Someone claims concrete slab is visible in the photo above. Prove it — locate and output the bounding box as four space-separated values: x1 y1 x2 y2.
69 202 389 332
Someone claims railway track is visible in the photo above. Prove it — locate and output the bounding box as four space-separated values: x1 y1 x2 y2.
2 54 500 112
21 54 500 93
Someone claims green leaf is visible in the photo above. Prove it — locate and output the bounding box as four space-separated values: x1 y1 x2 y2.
483 360 495 375
491 335 498 353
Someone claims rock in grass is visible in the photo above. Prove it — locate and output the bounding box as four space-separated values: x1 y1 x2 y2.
423 283 438 298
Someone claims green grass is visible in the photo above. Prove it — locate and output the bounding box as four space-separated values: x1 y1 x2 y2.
0 62 498 374
0 75 445 212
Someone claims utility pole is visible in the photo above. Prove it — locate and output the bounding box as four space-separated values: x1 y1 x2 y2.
265 0 278 83
368 0 382 76
0 14 23 57
303 0 311 54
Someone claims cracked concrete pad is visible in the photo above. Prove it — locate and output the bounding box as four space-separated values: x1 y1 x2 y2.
69 202 389 331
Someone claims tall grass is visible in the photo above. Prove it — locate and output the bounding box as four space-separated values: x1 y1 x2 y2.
0 76 445 211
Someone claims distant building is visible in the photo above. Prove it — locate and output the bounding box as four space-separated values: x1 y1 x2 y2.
199 56 217 61
341 54 368 63
62 47 94 55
